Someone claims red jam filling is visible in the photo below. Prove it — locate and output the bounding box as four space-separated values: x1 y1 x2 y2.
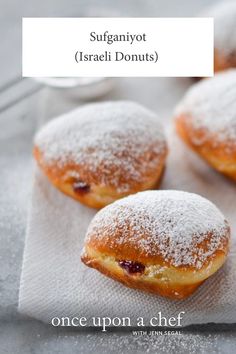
73 180 90 194
118 260 145 274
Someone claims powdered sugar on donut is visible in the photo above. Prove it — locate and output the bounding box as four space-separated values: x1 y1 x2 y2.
86 191 229 269
35 101 166 192
203 1 236 55
175 70 236 145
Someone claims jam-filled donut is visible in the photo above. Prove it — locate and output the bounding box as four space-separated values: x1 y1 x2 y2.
81 190 230 299
204 1 236 72
34 101 167 208
175 70 236 181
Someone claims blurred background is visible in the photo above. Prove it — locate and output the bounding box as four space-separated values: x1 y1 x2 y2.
1 0 236 353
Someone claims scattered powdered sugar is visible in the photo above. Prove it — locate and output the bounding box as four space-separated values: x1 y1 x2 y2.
48 330 230 354
203 1 236 55
87 190 229 269
175 70 236 145
35 101 166 191
81 332 221 354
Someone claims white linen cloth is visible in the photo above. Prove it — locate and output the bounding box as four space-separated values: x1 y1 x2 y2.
18 125 236 326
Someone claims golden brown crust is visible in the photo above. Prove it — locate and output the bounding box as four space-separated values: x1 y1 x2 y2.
175 114 236 181
214 49 236 73
33 101 168 208
34 145 167 209
85 228 229 270
81 245 228 300
81 190 230 299
81 252 204 299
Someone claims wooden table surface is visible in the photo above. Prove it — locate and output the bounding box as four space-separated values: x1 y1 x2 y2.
1 0 236 353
